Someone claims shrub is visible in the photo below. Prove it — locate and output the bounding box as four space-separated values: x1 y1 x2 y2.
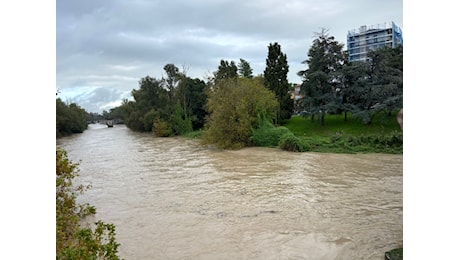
172 102 193 135
329 131 403 153
143 109 160 132
251 114 291 147
279 133 309 152
202 77 279 149
252 126 291 147
153 119 172 137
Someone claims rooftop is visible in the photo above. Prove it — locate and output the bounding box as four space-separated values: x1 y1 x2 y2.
348 22 396 36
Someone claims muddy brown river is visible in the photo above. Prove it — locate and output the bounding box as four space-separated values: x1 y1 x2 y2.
56 123 402 259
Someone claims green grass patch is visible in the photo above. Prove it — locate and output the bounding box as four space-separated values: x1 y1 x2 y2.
283 112 401 137
282 112 403 154
183 112 403 154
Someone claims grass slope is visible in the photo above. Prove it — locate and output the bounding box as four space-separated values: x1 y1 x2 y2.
281 112 403 154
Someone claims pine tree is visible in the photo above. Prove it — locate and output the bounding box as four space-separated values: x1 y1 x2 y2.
298 29 345 126
237 58 253 78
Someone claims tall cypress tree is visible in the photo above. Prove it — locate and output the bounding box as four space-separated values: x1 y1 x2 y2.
264 42 293 121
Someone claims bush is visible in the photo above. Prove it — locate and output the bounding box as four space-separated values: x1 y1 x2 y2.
329 131 403 153
252 126 291 147
278 133 309 152
202 78 279 149
153 119 172 137
251 114 291 147
172 102 193 135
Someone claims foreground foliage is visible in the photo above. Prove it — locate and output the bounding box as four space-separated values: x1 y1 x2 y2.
385 248 403 260
56 148 122 259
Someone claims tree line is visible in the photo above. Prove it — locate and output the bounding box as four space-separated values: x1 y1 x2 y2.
56 98 88 138
116 42 293 139
57 30 402 150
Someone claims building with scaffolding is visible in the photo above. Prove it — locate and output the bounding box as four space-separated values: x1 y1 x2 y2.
347 21 403 62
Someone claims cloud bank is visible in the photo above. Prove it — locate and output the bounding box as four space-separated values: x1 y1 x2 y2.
57 0 403 113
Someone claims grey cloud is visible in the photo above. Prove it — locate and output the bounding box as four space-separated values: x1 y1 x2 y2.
57 0 402 113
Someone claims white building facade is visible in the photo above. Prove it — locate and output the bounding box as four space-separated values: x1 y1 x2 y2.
347 21 403 62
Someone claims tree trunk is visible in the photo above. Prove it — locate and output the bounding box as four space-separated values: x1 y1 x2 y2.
311 114 315 123
344 111 347 122
397 108 403 131
321 112 325 126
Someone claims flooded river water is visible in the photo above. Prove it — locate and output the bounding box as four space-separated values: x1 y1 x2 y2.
56 123 402 259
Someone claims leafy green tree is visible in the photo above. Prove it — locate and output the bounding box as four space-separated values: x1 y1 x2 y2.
162 63 183 101
119 64 209 134
174 77 208 130
237 58 253 78
120 99 143 131
56 98 88 138
264 42 293 121
107 106 124 122
171 101 193 135
122 76 169 132
203 77 279 149
298 29 346 126
56 148 121 259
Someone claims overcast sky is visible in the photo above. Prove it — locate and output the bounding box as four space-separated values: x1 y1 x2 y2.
56 0 403 113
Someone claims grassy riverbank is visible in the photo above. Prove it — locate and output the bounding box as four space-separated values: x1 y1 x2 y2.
280 113 402 154
184 112 403 154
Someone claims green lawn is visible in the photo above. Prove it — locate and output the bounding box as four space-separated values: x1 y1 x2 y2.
184 112 403 154
281 112 403 154
282 112 401 137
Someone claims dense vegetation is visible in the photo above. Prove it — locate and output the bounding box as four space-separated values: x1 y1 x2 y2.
57 29 402 153
56 98 88 138
56 148 122 259
56 98 123 138
297 29 403 126
118 64 208 136
281 114 402 153
202 77 279 149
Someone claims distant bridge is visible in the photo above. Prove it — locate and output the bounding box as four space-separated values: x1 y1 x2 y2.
87 118 124 125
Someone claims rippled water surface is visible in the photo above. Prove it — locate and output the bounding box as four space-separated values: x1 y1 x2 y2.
57 124 403 259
